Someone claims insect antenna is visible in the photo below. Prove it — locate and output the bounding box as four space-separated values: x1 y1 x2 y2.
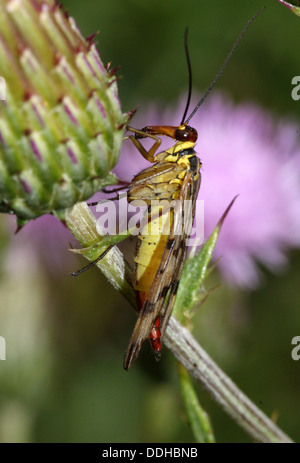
180 27 193 125
184 6 265 125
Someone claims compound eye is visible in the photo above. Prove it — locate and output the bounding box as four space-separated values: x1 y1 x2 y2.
175 125 198 142
175 127 188 141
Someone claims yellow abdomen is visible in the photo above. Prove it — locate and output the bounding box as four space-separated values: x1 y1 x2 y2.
133 206 173 293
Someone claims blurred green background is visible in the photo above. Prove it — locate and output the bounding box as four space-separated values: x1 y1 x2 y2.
0 0 300 443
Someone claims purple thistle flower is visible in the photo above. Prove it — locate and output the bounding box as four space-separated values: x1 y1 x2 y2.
116 93 300 288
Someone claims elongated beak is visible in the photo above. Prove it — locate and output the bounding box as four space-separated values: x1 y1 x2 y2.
140 125 179 139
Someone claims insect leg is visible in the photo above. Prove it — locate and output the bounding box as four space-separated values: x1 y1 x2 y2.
126 126 162 163
102 180 129 194
88 196 120 206
71 245 114 277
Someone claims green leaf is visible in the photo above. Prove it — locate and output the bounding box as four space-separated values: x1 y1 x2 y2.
173 196 237 324
178 363 215 443
69 228 131 261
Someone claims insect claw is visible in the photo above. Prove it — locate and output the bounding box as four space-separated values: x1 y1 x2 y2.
134 131 147 140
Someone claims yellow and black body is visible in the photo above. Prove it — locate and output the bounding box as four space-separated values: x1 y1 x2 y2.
123 124 201 370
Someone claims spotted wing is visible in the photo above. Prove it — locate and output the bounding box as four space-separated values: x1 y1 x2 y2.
123 168 200 370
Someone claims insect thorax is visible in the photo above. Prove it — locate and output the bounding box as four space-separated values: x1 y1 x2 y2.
154 140 196 162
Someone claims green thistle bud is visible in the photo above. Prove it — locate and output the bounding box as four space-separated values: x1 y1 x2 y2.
0 0 127 224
